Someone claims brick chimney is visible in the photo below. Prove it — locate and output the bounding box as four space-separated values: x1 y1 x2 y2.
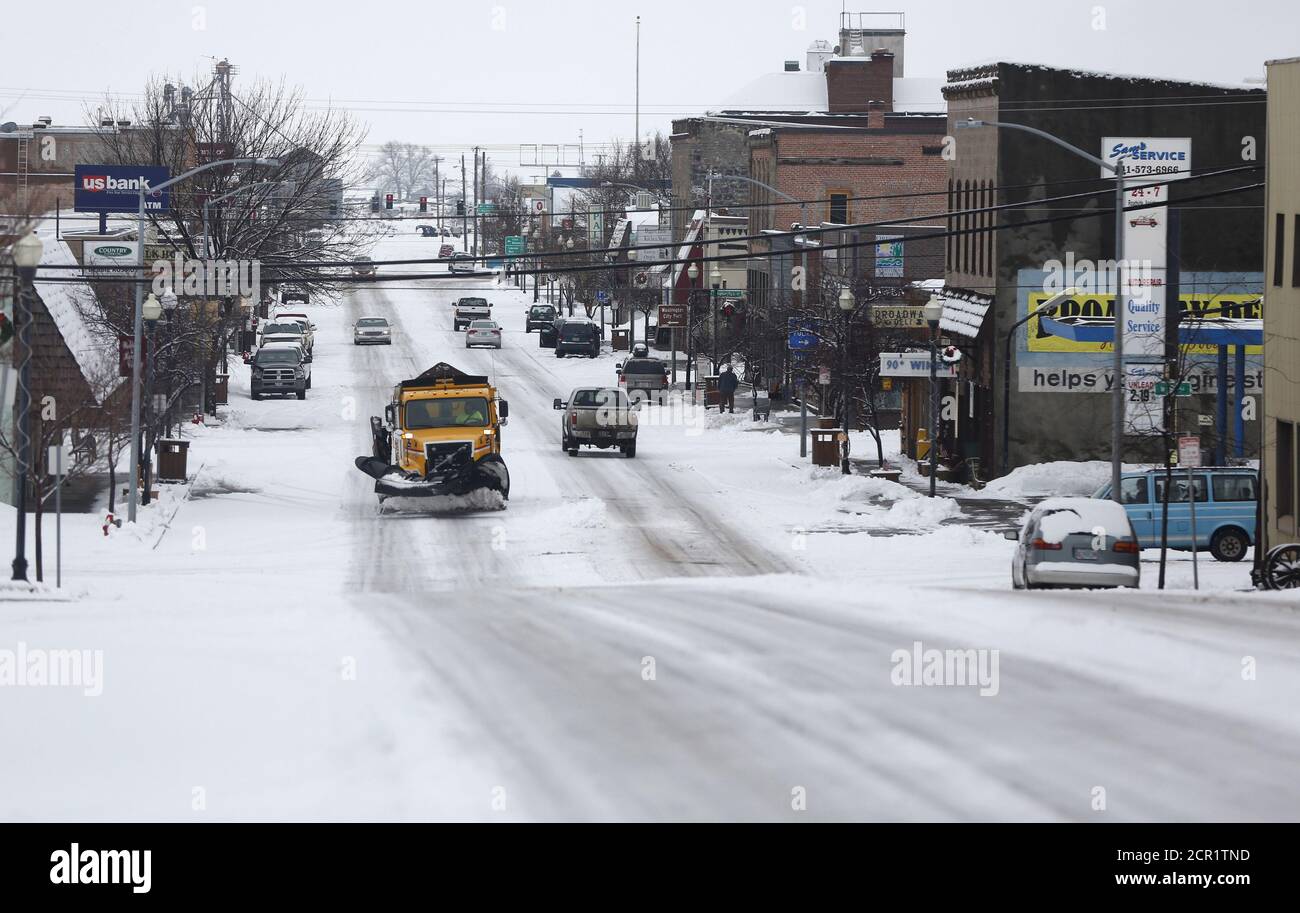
825 48 895 124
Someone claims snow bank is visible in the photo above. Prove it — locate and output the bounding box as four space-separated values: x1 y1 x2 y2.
979 461 1114 499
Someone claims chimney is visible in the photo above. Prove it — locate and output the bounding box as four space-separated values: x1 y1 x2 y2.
825 47 894 121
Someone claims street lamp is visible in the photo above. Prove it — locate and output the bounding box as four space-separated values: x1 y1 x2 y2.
923 296 945 497
686 262 699 391
709 265 723 376
10 230 42 582
129 157 279 523
837 285 856 475
1001 287 1078 473
956 118 1127 501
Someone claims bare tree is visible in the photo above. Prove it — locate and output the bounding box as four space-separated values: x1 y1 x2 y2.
369 141 438 201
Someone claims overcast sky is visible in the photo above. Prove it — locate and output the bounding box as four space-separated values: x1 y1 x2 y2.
2 0 1296 183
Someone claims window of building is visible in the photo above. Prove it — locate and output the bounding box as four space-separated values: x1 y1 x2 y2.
1274 213 1286 288
828 191 849 225
1278 420 1295 525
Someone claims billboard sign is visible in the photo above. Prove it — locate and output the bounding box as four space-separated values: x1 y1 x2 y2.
75 165 170 213
1101 137 1192 185
880 353 960 378
85 241 139 268
872 306 927 328
1124 363 1165 434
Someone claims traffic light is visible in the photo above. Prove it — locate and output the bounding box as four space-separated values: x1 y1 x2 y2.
370 195 380 212
456 199 465 216
385 193 394 210
419 196 428 213
0 312 11 347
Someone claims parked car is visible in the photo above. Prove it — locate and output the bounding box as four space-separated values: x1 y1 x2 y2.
554 387 639 457
417 225 438 237
439 243 455 259
449 251 476 273
353 316 392 345
260 340 312 389
250 346 308 400
555 318 601 358
258 320 309 354
465 319 502 349
273 313 315 353
1093 467 1258 562
526 304 558 333
453 297 492 331
617 356 668 400
1006 497 1140 589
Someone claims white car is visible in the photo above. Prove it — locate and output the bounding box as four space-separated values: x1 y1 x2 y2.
465 319 502 349
449 252 476 273
353 316 392 345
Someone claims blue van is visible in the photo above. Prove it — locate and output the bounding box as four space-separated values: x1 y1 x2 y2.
1093 468 1258 562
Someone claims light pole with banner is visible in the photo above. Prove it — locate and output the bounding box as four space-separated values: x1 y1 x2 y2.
686 263 699 391
838 285 856 475
129 157 279 523
924 296 945 497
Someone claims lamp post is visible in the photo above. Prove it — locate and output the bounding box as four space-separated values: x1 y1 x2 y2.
955 118 1126 502
710 265 722 376
838 284 855 475
924 296 945 498
1001 287 1077 473
686 262 699 391
10 230 42 582
129 157 278 523
139 292 163 506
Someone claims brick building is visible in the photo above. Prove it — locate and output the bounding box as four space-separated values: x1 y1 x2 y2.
941 62 1265 480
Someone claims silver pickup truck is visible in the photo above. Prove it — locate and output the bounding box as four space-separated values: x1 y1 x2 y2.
453 297 492 331
553 387 639 457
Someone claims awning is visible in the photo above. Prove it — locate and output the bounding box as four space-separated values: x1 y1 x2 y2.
1039 315 1263 347
939 290 993 339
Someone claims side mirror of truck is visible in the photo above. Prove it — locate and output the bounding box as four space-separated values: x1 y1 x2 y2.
384 404 396 427
552 399 563 410
1003 530 1019 541
499 400 509 419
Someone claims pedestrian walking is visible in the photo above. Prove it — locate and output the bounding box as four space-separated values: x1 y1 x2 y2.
719 363 739 413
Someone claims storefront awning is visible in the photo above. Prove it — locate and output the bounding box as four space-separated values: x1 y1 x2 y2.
939 290 993 339
1039 315 1263 347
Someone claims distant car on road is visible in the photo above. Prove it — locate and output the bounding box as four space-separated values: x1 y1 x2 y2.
554 387 639 457
1006 497 1140 590
453 297 492 331
353 316 392 345
417 225 438 237
449 251 476 273
465 319 502 349
617 356 668 399
280 285 309 305
526 304 558 332
1092 467 1258 562
352 257 377 277
439 243 455 260
554 318 600 358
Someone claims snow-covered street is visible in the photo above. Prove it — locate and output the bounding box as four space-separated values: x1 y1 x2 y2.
3 229 1297 822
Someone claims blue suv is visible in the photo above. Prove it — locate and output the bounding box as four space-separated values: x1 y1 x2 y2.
1093 468 1258 562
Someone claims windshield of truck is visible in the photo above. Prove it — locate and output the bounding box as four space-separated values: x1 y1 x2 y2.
405 397 490 429
253 349 300 366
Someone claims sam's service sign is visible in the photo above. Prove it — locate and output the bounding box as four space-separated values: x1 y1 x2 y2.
74 165 171 213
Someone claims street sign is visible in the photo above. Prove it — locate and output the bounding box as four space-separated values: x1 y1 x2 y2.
477 203 496 215
788 332 818 351
818 366 831 386
1197 414 1214 427
658 304 687 328
1154 381 1192 397
879 353 959 378
871 305 926 328
714 289 744 299
1178 435 1202 468
596 291 610 304
75 165 171 213
504 236 525 256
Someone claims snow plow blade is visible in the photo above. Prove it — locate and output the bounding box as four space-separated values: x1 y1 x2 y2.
354 454 510 500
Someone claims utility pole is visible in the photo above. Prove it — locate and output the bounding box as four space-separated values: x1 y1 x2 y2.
634 16 641 178
461 155 468 244
433 155 442 227
472 147 479 258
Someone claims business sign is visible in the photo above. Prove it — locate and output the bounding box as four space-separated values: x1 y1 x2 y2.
1019 365 1262 395
587 209 605 247
85 241 139 268
658 304 687 328
874 234 904 278
1024 290 1261 356
76 165 170 213
880 353 960 378
1101 137 1192 184
1124 363 1165 435
872 305 927 328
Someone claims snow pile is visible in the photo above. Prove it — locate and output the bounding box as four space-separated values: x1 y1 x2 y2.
979 461 1113 499
879 495 962 528
380 489 506 514
1036 497 1132 544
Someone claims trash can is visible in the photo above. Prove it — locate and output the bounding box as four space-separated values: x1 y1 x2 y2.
156 439 190 483
612 328 630 351
704 374 720 409
214 373 229 405
811 428 840 467
752 389 771 421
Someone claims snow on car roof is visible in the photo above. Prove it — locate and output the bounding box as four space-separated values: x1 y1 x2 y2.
1034 497 1133 543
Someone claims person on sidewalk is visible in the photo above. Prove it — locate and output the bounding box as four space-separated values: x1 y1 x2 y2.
718 363 739 413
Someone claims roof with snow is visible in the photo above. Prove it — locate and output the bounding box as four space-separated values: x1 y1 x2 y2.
939 289 994 339
945 60 1263 94
715 73 946 114
32 221 121 401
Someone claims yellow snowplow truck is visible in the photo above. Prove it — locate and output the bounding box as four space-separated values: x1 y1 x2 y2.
354 362 510 503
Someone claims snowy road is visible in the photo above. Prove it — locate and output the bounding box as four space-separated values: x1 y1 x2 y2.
4 230 1299 822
